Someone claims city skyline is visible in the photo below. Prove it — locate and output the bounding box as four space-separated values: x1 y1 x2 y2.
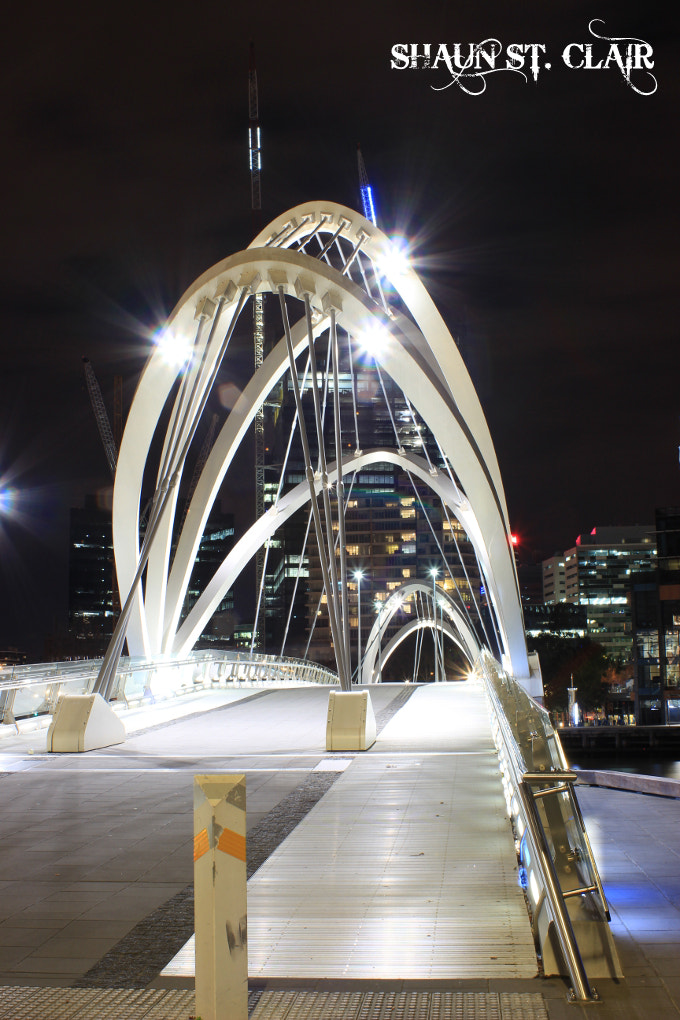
0 0 677 656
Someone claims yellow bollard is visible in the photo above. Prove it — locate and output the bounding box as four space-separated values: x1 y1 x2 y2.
194 775 247 1020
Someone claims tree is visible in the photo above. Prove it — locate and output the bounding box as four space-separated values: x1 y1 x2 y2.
528 635 609 713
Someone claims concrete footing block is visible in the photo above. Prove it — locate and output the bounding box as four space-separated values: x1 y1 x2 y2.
46 693 126 752
326 689 376 751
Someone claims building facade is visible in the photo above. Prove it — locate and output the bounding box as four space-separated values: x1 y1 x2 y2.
631 508 680 724
542 525 657 664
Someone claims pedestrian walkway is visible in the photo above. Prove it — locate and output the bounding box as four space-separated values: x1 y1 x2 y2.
1 681 680 1018
163 682 537 981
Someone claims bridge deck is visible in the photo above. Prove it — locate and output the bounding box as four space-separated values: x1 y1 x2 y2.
163 681 538 980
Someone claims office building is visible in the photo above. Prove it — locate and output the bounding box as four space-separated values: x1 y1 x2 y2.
542 525 657 664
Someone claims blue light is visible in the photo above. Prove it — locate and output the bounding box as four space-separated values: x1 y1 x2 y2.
0 488 17 517
361 185 377 226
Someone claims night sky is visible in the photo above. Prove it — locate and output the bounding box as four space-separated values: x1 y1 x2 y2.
0 0 677 657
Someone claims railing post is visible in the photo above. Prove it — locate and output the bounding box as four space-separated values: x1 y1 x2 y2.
194 775 247 1020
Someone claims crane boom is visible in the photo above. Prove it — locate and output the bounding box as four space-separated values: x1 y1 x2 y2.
357 143 377 225
249 42 266 648
82 357 118 478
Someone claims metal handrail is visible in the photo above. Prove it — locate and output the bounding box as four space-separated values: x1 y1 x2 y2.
1 650 339 724
517 780 598 1002
479 656 602 1001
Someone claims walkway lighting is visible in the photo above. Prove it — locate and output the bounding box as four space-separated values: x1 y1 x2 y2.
355 323 390 359
376 237 410 280
0 487 16 517
153 327 193 369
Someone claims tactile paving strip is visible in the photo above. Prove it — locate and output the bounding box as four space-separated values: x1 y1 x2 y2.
0 987 548 1019
0 987 194 1020
249 990 549 1019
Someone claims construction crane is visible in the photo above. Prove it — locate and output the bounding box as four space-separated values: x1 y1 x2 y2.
82 357 118 479
249 42 266 649
357 144 377 226
82 357 123 616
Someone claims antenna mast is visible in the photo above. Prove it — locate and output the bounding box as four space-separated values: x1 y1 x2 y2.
249 43 266 649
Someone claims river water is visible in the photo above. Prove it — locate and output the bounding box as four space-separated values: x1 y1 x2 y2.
567 753 680 781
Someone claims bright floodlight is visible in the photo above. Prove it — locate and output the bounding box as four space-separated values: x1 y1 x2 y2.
353 569 364 581
153 328 193 369
356 323 390 359
376 237 410 279
430 566 439 578
0 487 16 517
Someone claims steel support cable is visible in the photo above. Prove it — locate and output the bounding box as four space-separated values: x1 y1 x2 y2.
403 394 436 473
372 358 403 450
95 313 210 699
429 438 496 653
404 466 475 630
303 463 359 661
339 234 367 278
437 491 495 653
331 308 351 677
295 216 330 254
319 326 333 471
357 254 377 305
251 352 313 655
97 291 249 699
250 536 271 656
360 249 389 314
403 469 471 670
414 623 423 685
278 287 349 690
316 222 347 261
280 505 313 658
303 295 351 687
269 220 304 248
347 333 362 453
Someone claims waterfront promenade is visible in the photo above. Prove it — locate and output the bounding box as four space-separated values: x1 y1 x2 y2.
0 682 679 1018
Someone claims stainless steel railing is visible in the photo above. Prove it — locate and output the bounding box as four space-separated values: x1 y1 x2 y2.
478 650 617 1001
0 650 338 726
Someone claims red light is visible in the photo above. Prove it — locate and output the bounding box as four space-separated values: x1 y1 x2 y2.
510 533 519 546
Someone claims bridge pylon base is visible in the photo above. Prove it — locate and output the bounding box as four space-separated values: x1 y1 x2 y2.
47 693 126 753
326 690 376 751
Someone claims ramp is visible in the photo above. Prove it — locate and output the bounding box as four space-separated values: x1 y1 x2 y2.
164 682 538 980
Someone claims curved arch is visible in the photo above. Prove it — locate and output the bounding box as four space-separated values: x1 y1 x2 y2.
172 449 478 657
360 580 481 685
375 617 474 683
113 201 531 685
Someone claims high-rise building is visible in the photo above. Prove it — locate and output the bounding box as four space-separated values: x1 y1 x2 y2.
69 497 116 651
69 497 235 654
631 508 680 724
542 554 567 605
259 341 485 673
542 525 657 664
305 468 482 675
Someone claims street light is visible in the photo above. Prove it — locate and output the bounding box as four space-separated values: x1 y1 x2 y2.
430 567 439 684
353 570 364 684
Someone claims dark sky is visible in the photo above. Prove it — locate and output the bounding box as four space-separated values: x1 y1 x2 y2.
0 0 677 656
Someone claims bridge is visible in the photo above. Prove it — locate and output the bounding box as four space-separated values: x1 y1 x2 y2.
0 201 650 1012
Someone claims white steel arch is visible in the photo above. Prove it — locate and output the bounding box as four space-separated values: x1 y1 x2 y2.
372 618 473 684
112 201 535 691
360 580 481 685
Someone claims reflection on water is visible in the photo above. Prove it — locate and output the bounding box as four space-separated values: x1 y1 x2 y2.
569 755 680 780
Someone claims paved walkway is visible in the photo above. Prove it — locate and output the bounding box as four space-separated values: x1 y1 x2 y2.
163 683 536 981
0 682 680 1018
